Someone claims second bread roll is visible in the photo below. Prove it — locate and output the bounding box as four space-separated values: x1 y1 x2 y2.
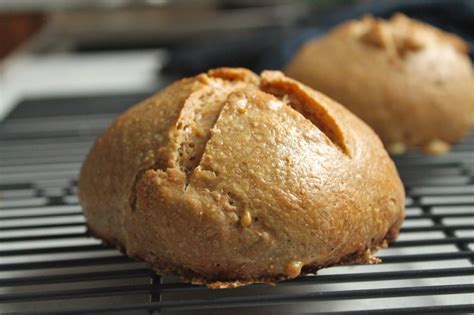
286 14 474 154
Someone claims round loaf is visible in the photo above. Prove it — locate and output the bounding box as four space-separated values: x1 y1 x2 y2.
79 68 404 287
286 14 474 154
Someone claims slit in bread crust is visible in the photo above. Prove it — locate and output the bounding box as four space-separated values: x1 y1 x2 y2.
172 81 252 188
173 86 230 187
128 75 254 211
260 71 351 157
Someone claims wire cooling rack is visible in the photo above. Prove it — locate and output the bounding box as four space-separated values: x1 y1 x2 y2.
0 94 473 314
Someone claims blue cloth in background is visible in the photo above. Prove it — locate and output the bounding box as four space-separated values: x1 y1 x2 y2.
162 0 473 76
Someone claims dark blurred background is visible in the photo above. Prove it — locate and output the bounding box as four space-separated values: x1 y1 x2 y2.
1 0 472 118
1 0 472 65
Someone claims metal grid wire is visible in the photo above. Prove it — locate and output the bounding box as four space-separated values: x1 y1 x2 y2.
0 94 473 314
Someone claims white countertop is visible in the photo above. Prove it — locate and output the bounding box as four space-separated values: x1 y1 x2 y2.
0 49 167 120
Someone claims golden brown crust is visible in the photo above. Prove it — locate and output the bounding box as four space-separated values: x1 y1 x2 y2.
285 14 474 154
79 68 405 288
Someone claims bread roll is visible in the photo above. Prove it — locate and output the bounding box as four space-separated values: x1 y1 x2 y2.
286 14 474 154
79 68 404 288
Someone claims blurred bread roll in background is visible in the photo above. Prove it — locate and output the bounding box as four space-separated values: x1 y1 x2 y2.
286 14 474 155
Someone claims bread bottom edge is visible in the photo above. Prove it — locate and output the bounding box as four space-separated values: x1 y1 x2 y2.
85 224 397 289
